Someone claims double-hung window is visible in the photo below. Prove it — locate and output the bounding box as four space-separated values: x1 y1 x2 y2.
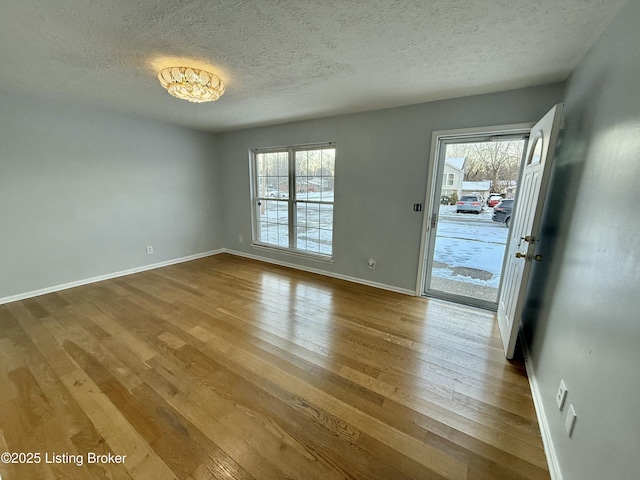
443 173 455 186
251 144 335 259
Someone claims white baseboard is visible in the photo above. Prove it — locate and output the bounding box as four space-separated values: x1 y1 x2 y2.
224 249 415 296
0 249 224 305
521 334 563 480
1 247 415 305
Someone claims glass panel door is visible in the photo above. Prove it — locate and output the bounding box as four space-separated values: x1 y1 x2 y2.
424 134 527 309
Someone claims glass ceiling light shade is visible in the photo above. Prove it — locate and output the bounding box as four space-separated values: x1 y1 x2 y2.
158 67 225 103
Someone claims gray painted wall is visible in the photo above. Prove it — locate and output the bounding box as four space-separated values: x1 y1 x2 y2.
523 1 640 478
218 84 565 291
0 91 223 299
1 7 637 475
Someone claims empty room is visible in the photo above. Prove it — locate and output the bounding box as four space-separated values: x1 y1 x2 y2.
1 1 639 479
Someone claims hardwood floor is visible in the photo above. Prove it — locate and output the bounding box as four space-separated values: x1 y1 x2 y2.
0 253 549 479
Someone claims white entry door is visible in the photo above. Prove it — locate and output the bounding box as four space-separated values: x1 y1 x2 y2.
497 104 564 359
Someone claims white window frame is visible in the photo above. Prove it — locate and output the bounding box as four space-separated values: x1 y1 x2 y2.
250 143 335 261
443 173 455 186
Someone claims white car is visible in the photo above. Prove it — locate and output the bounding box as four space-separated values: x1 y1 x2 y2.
267 189 287 198
456 194 483 214
487 194 504 207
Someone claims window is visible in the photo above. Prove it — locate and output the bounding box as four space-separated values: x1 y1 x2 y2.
252 144 335 258
443 173 455 186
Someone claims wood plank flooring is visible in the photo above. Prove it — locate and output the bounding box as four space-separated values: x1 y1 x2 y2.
0 253 549 479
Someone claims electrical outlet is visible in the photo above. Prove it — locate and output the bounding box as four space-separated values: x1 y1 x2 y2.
565 404 577 437
556 380 567 410
146 245 154 255
238 235 243 243
368 258 376 270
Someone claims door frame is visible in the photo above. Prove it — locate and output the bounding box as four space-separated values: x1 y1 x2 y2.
415 123 534 305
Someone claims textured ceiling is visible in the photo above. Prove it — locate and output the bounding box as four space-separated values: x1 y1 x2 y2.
0 0 626 132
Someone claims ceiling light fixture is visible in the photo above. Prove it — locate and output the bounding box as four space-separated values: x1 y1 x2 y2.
158 67 225 103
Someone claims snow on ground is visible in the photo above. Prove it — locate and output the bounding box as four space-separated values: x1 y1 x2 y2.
432 205 508 288
258 192 334 255
257 199 508 289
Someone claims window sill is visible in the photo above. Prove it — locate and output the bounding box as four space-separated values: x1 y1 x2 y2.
251 243 334 264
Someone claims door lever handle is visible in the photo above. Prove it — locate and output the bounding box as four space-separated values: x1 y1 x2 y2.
515 252 543 261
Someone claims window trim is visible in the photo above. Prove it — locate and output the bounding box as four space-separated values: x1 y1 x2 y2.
443 173 455 186
249 142 335 261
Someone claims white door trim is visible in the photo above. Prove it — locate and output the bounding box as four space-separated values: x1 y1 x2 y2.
415 122 534 296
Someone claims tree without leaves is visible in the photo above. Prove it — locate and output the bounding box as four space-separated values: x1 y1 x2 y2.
446 141 524 192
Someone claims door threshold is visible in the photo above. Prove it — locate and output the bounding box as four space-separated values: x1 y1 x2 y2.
422 291 497 312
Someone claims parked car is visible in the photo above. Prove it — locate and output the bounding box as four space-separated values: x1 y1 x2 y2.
267 189 287 198
456 194 483 214
487 194 504 207
492 199 514 226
